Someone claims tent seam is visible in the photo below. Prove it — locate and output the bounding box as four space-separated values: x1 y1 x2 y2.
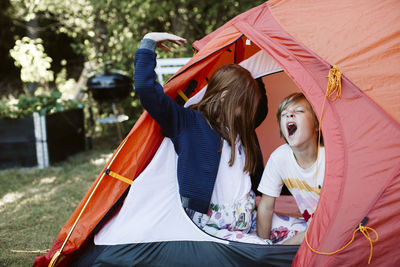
233 12 349 266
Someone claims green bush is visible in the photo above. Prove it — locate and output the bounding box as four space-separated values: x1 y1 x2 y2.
0 91 82 119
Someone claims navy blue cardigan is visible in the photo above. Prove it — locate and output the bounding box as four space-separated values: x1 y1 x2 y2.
134 42 221 213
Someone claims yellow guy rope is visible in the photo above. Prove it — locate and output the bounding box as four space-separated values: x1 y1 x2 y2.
325 65 342 101
309 65 342 216
306 222 378 264
49 138 129 267
305 65 378 264
11 249 49 254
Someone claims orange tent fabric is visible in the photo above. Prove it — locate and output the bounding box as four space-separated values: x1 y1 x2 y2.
35 1 400 266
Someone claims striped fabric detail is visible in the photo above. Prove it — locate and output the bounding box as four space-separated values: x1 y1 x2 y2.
282 178 321 195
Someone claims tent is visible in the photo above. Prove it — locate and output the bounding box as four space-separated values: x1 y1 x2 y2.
35 0 400 266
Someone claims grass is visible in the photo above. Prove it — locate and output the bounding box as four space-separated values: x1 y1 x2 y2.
0 134 122 267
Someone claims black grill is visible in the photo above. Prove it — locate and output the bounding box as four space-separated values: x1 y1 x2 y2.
87 69 132 103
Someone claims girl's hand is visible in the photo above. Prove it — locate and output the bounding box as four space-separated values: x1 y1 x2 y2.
143 32 186 51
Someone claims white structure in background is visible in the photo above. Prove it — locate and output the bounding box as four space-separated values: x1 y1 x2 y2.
33 112 49 168
155 58 191 85
96 58 191 141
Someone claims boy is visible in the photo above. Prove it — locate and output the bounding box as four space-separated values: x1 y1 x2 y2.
257 92 325 245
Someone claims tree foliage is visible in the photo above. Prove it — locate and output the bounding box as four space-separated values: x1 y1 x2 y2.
7 0 265 74
2 0 265 119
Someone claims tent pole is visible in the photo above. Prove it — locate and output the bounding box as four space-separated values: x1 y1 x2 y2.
48 138 129 267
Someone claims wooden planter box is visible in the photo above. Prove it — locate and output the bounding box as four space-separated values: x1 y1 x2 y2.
0 108 85 169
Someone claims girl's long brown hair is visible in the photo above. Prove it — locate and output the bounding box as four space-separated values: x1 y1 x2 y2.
190 64 261 175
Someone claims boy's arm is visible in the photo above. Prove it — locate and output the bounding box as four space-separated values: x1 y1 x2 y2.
282 231 305 245
256 194 276 239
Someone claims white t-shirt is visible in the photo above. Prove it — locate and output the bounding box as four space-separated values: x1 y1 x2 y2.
257 144 325 216
184 89 251 206
212 139 251 205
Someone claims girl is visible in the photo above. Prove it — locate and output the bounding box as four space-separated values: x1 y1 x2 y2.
71 32 270 266
134 32 270 243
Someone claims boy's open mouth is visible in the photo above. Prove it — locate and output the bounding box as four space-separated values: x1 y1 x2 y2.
287 122 297 136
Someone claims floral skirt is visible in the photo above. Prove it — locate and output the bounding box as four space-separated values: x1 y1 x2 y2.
269 213 308 244
186 191 272 245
